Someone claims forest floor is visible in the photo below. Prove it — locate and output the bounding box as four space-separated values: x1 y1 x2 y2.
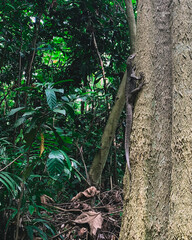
33 186 123 240
3 186 123 240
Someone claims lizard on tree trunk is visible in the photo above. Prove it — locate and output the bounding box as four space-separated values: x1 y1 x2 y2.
125 54 144 183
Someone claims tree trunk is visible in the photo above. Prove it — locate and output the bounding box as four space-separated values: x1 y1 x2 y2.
124 0 136 53
89 0 136 186
89 72 127 185
168 0 192 238
119 0 192 239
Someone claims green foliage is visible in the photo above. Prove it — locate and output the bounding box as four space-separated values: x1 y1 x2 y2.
0 0 136 237
45 88 57 110
47 150 71 177
0 171 20 197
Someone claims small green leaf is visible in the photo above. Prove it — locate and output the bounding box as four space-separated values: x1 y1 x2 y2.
28 205 35 215
14 117 26 128
74 171 81 182
22 111 35 117
52 79 73 86
53 109 66 115
8 107 25 116
52 88 64 94
61 96 69 102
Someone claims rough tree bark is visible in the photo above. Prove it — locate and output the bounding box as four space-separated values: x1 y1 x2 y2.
89 0 136 186
124 0 136 52
119 0 192 239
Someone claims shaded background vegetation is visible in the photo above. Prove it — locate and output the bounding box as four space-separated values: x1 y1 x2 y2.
0 0 136 238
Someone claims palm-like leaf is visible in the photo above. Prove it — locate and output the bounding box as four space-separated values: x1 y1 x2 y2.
0 171 19 196
45 89 57 110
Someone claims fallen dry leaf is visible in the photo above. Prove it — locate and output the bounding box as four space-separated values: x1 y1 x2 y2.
74 210 103 236
40 194 54 204
82 203 91 210
71 186 100 201
78 227 87 237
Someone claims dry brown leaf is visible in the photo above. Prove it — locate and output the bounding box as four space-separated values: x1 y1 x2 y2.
105 204 115 213
40 194 54 204
78 227 87 237
39 133 45 157
114 191 121 202
82 203 91 210
74 210 103 236
71 186 100 201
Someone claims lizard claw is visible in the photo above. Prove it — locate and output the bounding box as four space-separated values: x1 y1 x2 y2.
139 72 145 79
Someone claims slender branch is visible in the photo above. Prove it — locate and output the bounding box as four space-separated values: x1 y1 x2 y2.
0 91 10 107
15 181 24 240
75 142 91 185
72 165 91 186
113 0 128 21
92 32 108 98
92 32 106 81
26 15 41 86
0 154 23 172
51 227 73 239
24 14 42 105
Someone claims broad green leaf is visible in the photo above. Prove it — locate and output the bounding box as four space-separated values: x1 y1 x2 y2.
45 89 57 110
53 109 66 115
49 150 64 160
8 107 25 116
47 150 65 177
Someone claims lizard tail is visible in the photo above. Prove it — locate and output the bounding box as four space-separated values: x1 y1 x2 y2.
125 103 132 175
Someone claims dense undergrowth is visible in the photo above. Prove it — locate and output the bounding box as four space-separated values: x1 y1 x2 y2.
0 0 137 238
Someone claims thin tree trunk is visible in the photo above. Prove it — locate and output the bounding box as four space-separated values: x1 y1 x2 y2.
89 0 136 186
124 0 136 53
89 72 127 185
